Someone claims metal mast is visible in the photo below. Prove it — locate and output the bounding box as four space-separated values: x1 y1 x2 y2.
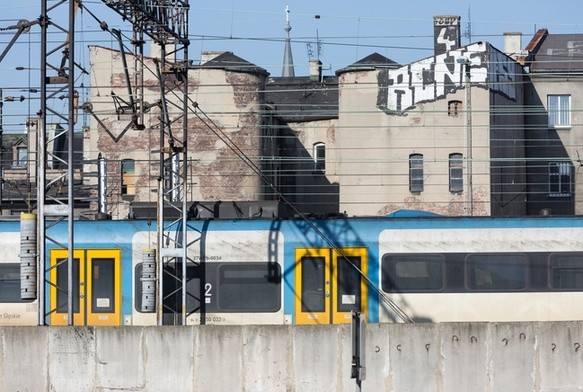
39 0 79 325
101 0 190 325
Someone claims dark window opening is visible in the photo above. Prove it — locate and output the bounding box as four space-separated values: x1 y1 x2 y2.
382 254 444 292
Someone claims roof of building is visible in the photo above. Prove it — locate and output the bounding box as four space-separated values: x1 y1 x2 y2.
197 51 269 76
336 52 401 75
264 75 338 123
526 30 583 72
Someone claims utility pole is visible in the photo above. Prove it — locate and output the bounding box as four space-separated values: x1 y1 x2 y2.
457 55 473 216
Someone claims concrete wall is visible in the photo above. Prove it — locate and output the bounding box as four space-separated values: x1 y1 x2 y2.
1 322 582 391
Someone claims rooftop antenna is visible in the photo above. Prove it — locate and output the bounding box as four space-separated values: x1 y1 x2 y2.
464 5 472 44
306 28 322 61
282 5 295 77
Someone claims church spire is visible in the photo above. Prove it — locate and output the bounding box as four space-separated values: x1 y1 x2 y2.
282 5 295 77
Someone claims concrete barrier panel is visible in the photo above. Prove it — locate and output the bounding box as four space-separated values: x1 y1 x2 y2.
364 323 392 391
441 323 490 392
95 327 145 390
490 322 537 392
0 327 49 392
194 325 245 391
239 325 292 391
537 321 583 390
143 327 196 391
388 323 442 391
292 325 347 391
48 327 96 391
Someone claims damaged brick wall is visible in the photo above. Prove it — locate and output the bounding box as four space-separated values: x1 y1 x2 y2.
87 46 265 218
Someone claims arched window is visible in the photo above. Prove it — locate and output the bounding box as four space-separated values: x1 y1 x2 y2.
449 153 463 193
121 159 136 196
313 142 325 173
409 154 423 193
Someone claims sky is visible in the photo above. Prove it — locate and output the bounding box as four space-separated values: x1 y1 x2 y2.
0 0 582 132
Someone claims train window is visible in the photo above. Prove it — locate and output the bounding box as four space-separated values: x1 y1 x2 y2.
91 258 115 313
549 253 583 290
0 264 29 302
56 258 81 313
337 256 361 312
381 254 444 292
466 254 527 291
301 256 326 312
134 263 202 314
217 263 280 312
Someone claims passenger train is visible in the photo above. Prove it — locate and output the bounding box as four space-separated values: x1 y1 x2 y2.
2 211 583 326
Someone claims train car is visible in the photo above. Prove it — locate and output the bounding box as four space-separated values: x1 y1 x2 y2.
2 213 583 326
0 219 37 326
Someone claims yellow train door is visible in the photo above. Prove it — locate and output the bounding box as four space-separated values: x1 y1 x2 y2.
295 247 367 325
49 249 121 326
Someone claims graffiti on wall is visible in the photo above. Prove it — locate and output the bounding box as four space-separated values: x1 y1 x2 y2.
379 43 519 113
433 16 460 56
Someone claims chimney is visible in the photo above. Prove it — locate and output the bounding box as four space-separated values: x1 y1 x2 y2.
433 15 461 56
309 59 322 82
503 32 522 56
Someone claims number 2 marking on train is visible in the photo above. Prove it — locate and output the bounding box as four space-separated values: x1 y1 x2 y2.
205 283 212 304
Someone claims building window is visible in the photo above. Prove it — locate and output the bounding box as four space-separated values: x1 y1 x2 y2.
409 153 423 193
13 146 27 168
549 162 572 197
449 153 463 193
121 159 136 196
313 142 325 173
548 95 570 127
448 100 462 117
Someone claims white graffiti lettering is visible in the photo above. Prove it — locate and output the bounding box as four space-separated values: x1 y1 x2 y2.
385 43 517 113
